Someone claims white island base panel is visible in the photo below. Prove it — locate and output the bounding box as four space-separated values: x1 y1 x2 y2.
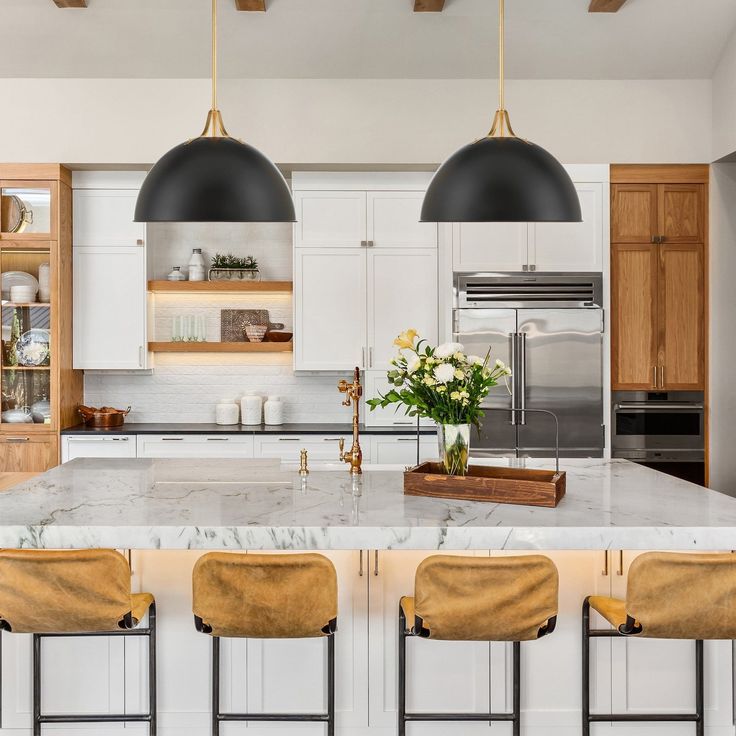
2 460 736 736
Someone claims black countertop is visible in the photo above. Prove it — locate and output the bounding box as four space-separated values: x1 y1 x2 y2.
61 423 435 436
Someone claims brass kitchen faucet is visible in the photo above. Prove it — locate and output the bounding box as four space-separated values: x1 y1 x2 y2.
338 367 363 475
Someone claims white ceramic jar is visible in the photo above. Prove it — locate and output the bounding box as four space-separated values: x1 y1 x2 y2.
188 249 206 282
240 392 262 426
167 266 186 281
263 395 284 425
215 398 239 426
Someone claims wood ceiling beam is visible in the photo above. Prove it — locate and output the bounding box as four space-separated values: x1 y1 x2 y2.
52 0 87 6
588 0 628 12
235 0 266 10
414 0 445 11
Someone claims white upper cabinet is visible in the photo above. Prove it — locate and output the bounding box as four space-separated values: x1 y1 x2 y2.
367 248 437 370
293 191 367 248
72 175 150 370
452 221 530 272
73 245 148 370
294 248 367 371
73 189 145 247
367 191 437 248
531 182 604 272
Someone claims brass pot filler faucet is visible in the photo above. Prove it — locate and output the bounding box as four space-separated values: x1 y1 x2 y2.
338 367 363 475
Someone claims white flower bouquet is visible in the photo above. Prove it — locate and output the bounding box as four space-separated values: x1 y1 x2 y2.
367 329 511 475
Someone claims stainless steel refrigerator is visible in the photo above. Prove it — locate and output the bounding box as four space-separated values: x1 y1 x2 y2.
454 273 604 458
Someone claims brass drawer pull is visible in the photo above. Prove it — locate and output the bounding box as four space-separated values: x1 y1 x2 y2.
6 437 30 443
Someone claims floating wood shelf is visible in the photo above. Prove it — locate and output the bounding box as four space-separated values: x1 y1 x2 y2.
0 303 51 308
148 341 293 353
148 280 293 293
1 364 52 371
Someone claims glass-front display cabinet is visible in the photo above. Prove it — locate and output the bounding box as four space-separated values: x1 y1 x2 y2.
0 166 82 472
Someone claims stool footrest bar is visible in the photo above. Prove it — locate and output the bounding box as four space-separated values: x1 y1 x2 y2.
218 713 330 722
589 713 701 723
405 713 516 721
38 714 152 723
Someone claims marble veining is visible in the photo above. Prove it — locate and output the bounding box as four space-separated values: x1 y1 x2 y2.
2 458 736 550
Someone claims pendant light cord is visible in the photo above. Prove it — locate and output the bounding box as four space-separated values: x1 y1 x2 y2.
488 0 515 138
212 0 217 111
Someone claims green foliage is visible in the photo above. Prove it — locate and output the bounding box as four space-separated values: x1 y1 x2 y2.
210 253 259 270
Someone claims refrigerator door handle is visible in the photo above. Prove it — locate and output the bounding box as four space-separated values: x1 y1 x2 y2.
509 332 517 425
518 332 527 426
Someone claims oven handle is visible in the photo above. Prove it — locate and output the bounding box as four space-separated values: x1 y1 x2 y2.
614 403 704 412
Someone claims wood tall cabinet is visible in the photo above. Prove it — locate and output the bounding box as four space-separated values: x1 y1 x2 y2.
0 164 83 471
610 166 708 392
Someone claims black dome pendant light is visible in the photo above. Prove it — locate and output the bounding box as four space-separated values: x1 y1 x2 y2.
135 0 295 223
421 0 581 223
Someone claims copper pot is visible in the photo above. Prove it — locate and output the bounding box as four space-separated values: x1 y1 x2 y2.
78 405 131 428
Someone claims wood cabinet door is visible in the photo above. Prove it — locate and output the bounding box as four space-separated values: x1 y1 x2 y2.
658 184 704 244
611 184 657 244
611 244 658 390
659 244 705 390
0 434 58 471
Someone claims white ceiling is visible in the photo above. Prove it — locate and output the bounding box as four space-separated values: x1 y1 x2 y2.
2 0 735 80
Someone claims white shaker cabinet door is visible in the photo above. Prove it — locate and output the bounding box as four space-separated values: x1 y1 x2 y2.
253 434 370 464
73 189 145 247
293 191 367 248
367 191 437 248
62 434 136 462
363 371 435 428
452 222 530 272
530 182 604 272
294 248 367 371
73 245 149 370
368 551 493 735
367 248 438 371
136 434 255 458
370 435 437 465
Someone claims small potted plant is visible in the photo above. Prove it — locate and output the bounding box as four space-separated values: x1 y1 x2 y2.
208 253 260 281
367 329 511 476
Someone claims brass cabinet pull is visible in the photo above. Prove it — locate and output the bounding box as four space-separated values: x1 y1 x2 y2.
653 366 658 389
617 550 624 576
6 437 30 443
373 550 379 576
602 550 609 576
660 366 665 388
162 437 184 441
358 550 364 577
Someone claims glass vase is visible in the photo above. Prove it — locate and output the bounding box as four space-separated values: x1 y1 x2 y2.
437 423 471 476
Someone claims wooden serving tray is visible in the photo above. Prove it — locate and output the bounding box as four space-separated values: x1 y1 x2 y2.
404 462 566 508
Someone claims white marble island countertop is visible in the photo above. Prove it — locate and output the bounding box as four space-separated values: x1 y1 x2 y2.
1 458 736 550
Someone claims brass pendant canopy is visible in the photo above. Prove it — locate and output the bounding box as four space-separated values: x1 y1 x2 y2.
420 0 581 223
135 0 295 223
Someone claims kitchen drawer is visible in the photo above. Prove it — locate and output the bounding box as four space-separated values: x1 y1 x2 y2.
62 434 136 462
253 434 371 464
0 434 58 472
136 434 255 459
370 435 436 466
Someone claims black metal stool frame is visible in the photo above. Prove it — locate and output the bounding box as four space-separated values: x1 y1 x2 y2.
0 602 156 736
398 604 556 736
582 596 704 736
199 616 336 736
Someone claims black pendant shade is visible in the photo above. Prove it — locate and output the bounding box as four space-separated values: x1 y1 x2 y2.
420 136 581 223
134 136 295 223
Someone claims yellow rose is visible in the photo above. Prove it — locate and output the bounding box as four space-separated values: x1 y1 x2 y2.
393 328 418 350
454 369 465 380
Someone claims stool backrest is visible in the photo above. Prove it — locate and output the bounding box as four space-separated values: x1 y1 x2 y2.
413 554 558 641
0 549 133 633
192 552 338 638
627 552 736 639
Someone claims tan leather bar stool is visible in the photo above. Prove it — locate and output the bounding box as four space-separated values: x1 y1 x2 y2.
398 554 559 736
0 549 156 736
583 551 736 736
192 552 338 736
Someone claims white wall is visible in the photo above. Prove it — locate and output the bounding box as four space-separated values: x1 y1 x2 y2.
713 27 736 161
709 163 736 494
0 77 713 166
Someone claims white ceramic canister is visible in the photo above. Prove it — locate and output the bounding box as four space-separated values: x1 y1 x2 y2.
167 266 186 281
263 395 284 426
215 398 239 426
188 249 206 282
240 392 262 426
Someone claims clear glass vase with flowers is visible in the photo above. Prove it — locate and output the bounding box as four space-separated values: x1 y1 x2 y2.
367 329 511 476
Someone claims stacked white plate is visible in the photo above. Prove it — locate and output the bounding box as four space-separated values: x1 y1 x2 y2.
10 284 37 303
1 271 38 301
